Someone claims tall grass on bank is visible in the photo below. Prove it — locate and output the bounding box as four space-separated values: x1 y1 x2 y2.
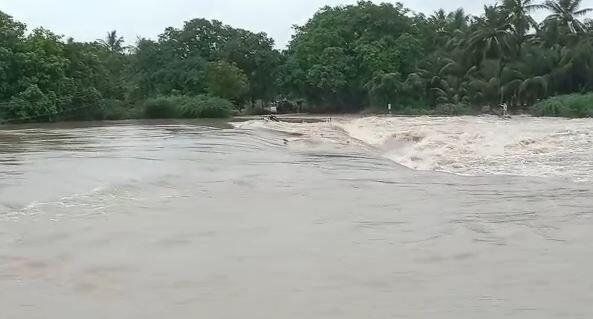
530 94 593 118
144 95 233 119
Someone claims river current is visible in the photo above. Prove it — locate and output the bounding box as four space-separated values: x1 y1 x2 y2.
1 116 592 318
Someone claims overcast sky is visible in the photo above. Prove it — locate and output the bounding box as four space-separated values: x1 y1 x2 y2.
2 0 593 48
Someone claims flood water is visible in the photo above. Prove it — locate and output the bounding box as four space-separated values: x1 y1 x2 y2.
1 117 593 318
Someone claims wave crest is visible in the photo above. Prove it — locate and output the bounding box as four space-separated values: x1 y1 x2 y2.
235 116 593 182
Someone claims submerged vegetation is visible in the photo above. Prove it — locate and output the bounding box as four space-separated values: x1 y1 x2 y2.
2 0 593 123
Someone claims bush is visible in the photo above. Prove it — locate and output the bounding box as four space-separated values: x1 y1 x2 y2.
206 61 249 100
5 85 59 122
144 96 182 119
143 95 233 119
529 93 593 118
180 95 233 118
51 97 133 122
99 99 129 120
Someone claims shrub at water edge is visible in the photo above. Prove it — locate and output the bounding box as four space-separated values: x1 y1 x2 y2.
143 95 233 119
529 94 593 118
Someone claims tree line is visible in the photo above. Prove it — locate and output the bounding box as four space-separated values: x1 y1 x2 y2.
1 0 593 122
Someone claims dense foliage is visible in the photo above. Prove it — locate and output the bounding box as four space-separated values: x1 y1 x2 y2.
282 0 593 114
2 0 593 122
0 14 279 122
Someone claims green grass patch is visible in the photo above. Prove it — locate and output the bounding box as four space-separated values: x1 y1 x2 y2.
529 93 593 118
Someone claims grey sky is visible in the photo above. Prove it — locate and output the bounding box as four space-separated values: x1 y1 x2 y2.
2 0 593 48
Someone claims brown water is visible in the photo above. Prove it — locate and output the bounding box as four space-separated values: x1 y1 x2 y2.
1 118 593 318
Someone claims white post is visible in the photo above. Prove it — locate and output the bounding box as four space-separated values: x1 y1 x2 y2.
387 103 392 114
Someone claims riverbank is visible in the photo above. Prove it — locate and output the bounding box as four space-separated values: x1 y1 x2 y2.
3 90 593 126
357 93 593 118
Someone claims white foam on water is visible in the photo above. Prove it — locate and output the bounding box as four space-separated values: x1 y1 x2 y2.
240 116 593 182
339 116 593 181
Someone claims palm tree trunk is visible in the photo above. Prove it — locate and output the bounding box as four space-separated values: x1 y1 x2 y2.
497 59 506 105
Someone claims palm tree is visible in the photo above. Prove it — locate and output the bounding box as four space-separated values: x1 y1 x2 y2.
541 0 593 33
429 8 470 34
499 58 550 107
501 0 540 51
415 54 475 106
502 0 540 34
468 5 514 104
447 8 470 31
428 9 449 37
469 5 512 64
98 30 125 53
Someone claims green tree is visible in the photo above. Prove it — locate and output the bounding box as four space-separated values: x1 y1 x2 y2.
132 18 278 104
284 1 421 111
0 11 26 101
367 72 402 108
6 85 58 122
217 30 282 104
206 61 248 101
